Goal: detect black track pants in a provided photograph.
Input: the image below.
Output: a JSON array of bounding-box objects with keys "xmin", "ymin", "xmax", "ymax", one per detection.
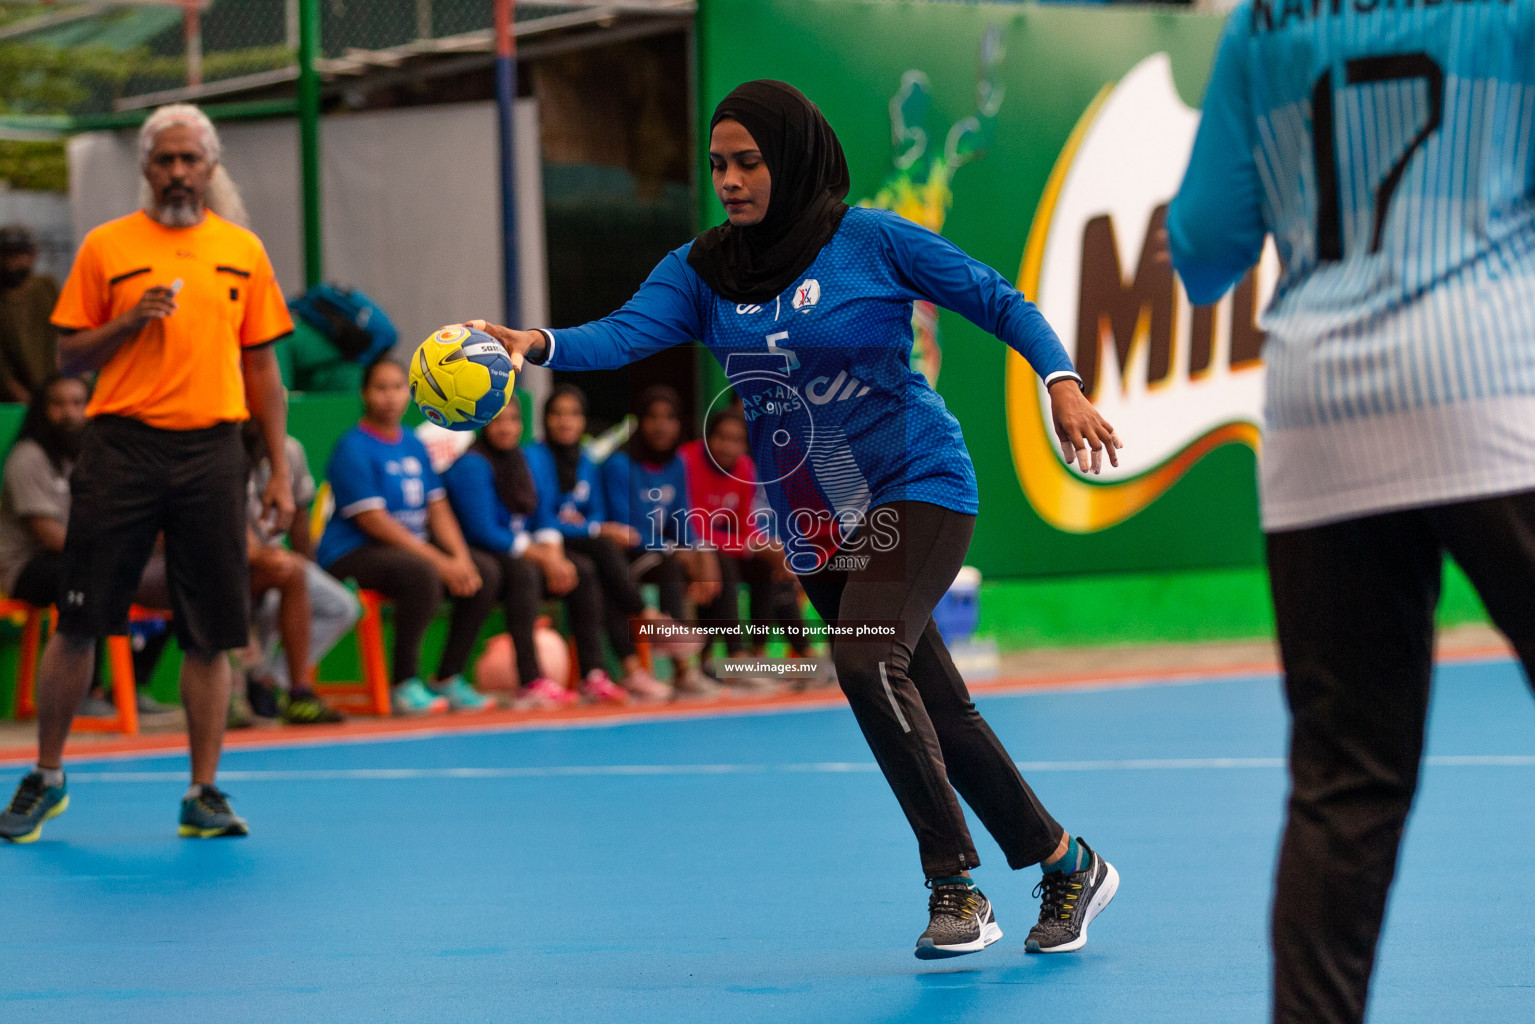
[
  {"xmin": 1267, "ymin": 490, "xmax": 1535, "ymax": 1024},
  {"xmin": 797, "ymin": 501, "xmax": 1063, "ymax": 878}
]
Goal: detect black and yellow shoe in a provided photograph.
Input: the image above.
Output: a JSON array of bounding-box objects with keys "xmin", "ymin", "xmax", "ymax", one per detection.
[
  {"xmin": 178, "ymin": 784, "xmax": 249, "ymax": 838},
  {"xmin": 914, "ymin": 879, "xmax": 1003, "ymax": 960},
  {"xmin": 280, "ymin": 689, "xmax": 345, "ymax": 725},
  {"xmin": 1025, "ymin": 838, "xmax": 1119, "ymax": 953},
  {"xmin": 0, "ymin": 770, "xmax": 69, "ymax": 844}
]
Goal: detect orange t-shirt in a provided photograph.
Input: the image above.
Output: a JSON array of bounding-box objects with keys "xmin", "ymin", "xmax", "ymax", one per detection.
[{"xmin": 51, "ymin": 210, "xmax": 293, "ymax": 430}]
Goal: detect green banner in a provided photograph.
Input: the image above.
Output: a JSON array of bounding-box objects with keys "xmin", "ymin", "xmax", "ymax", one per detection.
[{"xmin": 697, "ymin": 0, "xmax": 1257, "ymax": 579}]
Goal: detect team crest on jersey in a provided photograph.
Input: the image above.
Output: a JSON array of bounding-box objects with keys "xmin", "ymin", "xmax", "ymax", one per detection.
[{"xmin": 791, "ymin": 279, "xmax": 821, "ymax": 311}]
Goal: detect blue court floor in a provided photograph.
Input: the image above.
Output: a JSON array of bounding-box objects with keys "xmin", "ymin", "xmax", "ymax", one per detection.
[{"xmin": 3, "ymin": 660, "xmax": 1533, "ymax": 1024}]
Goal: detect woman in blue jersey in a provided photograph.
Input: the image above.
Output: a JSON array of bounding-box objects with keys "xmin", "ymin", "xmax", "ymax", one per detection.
[
  {"xmin": 526, "ymin": 384, "xmax": 670, "ymax": 702},
  {"xmin": 443, "ymin": 400, "xmax": 619, "ymax": 709},
  {"xmin": 316, "ymin": 359, "xmax": 498, "ymax": 716},
  {"xmin": 470, "ymin": 80, "xmax": 1122, "ymax": 958},
  {"xmin": 602, "ymin": 385, "xmax": 725, "ymax": 698}
]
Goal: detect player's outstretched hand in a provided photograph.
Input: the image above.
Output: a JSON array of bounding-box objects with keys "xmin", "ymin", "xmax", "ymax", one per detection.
[
  {"xmin": 463, "ymin": 320, "xmax": 540, "ymax": 371},
  {"xmin": 1049, "ymin": 379, "xmax": 1122, "ymax": 475}
]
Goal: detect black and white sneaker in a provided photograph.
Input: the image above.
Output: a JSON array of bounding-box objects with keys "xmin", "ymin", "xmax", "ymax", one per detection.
[
  {"xmin": 914, "ymin": 880, "xmax": 1003, "ymax": 960},
  {"xmin": 1025, "ymin": 838, "xmax": 1119, "ymax": 953}
]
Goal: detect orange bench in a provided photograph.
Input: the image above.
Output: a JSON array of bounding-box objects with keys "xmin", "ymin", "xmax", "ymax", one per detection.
[{"xmin": 5, "ymin": 600, "xmax": 169, "ymax": 736}]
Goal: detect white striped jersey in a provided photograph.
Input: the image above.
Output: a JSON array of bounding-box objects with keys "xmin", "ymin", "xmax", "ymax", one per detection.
[{"xmin": 1169, "ymin": 0, "xmax": 1535, "ymax": 530}]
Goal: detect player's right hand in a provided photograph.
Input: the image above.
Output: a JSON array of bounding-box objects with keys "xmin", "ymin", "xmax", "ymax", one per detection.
[
  {"xmin": 128, "ymin": 286, "xmax": 177, "ymax": 327},
  {"xmin": 463, "ymin": 320, "xmax": 539, "ymax": 371},
  {"xmin": 438, "ymin": 554, "xmax": 482, "ymax": 597},
  {"xmin": 544, "ymin": 556, "xmax": 578, "ymax": 596}
]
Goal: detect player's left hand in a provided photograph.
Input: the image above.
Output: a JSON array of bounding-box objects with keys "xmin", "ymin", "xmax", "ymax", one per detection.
[
  {"xmin": 261, "ymin": 474, "xmax": 296, "ymax": 534},
  {"xmin": 1049, "ymin": 379, "xmax": 1122, "ymax": 475}
]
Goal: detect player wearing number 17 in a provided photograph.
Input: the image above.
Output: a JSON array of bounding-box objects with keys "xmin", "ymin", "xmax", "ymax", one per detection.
[
  {"xmin": 1169, "ymin": 8, "xmax": 1535, "ymax": 1024},
  {"xmin": 471, "ymin": 80, "xmax": 1122, "ymax": 962}
]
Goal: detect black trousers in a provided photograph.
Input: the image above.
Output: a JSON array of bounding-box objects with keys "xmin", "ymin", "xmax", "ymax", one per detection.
[
  {"xmin": 630, "ymin": 549, "xmax": 688, "ymax": 622},
  {"xmin": 1267, "ymin": 491, "xmax": 1535, "ymax": 1024},
  {"xmin": 564, "ymin": 534, "xmax": 645, "ymax": 660},
  {"xmin": 327, "ymin": 544, "xmax": 499, "ymax": 685},
  {"xmin": 797, "ymin": 501, "xmax": 1063, "ymax": 878},
  {"xmin": 482, "ymin": 548, "xmax": 606, "ymax": 684},
  {"xmin": 699, "ymin": 551, "xmax": 809, "ymax": 657}
]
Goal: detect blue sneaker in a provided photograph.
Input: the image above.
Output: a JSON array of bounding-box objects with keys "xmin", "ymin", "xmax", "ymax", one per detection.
[
  {"xmin": 0, "ymin": 771, "xmax": 69, "ymax": 844},
  {"xmin": 392, "ymin": 677, "xmax": 448, "ymax": 717},
  {"xmin": 178, "ymin": 784, "xmax": 248, "ymax": 838},
  {"xmin": 431, "ymin": 674, "xmax": 496, "ymax": 713}
]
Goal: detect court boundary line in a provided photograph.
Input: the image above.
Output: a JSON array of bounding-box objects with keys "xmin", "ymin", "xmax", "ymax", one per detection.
[
  {"xmin": 54, "ymin": 753, "xmax": 1535, "ymax": 784},
  {"xmin": 0, "ymin": 642, "xmax": 1514, "ymax": 767}
]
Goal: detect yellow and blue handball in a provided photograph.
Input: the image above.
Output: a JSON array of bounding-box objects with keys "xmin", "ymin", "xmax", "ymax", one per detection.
[{"xmin": 410, "ymin": 325, "xmax": 515, "ymax": 430}]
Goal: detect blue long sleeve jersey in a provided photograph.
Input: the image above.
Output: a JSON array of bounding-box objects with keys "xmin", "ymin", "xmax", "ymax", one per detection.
[
  {"xmin": 1167, "ymin": 1, "xmax": 1535, "ymax": 530},
  {"xmin": 602, "ymin": 451, "xmax": 692, "ymax": 552},
  {"xmin": 523, "ymin": 441, "xmax": 607, "ymax": 541},
  {"xmin": 442, "ymin": 450, "xmax": 562, "ymax": 556},
  {"xmin": 536, "ymin": 207, "xmax": 1078, "ymax": 559}
]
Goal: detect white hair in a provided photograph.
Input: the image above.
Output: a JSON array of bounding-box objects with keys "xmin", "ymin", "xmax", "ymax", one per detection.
[{"xmin": 137, "ymin": 103, "xmax": 249, "ymax": 228}]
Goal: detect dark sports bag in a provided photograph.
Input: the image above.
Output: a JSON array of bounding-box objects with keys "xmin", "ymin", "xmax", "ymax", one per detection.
[{"xmin": 289, "ymin": 283, "xmax": 398, "ymax": 364}]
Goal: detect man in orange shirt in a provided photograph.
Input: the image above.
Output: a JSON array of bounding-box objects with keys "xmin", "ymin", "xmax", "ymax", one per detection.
[{"xmin": 0, "ymin": 104, "xmax": 295, "ymax": 843}]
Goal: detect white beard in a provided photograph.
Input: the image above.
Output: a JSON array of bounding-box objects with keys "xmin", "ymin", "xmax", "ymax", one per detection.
[{"xmin": 149, "ymin": 199, "xmax": 204, "ymax": 227}]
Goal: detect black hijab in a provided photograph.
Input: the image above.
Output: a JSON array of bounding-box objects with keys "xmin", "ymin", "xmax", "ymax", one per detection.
[
  {"xmin": 687, "ymin": 80, "xmax": 851, "ymax": 305},
  {"xmin": 471, "ymin": 427, "xmax": 537, "ymax": 519},
  {"xmin": 542, "ymin": 383, "xmax": 588, "ymax": 494},
  {"xmin": 626, "ymin": 385, "xmax": 683, "ymax": 466}
]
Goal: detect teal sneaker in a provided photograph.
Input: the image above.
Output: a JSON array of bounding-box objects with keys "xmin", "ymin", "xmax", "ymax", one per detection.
[
  {"xmin": 392, "ymin": 677, "xmax": 449, "ymax": 717},
  {"xmin": 0, "ymin": 771, "xmax": 68, "ymax": 844},
  {"xmin": 431, "ymin": 674, "xmax": 497, "ymax": 713},
  {"xmin": 178, "ymin": 784, "xmax": 248, "ymax": 838}
]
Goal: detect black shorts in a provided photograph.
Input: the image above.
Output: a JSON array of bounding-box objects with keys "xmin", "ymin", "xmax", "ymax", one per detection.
[{"xmin": 58, "ymin": 415, "xmax": 250, "ymax": 654}]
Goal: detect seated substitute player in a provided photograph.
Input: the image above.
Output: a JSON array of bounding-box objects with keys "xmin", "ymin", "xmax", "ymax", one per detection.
[
  {"xmin": 679, "ymin": 407, "xmax": 811, "ymax": 671},
  {"xmin": 1169, "ymin": 8, "xmax": 1535, "ymax": 1024},
  {"xmin": 444, "ymin": 400, "xmax": 615, "ymax": 709},
  {"xmin": 469, "ymin": 80, "xmax": 1122, "ymax": 958},
  {"xmin": 317, "ymin": 358, "xmax": 498, "ymax": 717},
  {"xmin": 242, "ymin": 421, "xmax": 354, "ymax": 725},
  {"xmin": 0, "ymin": 103, "xmax": 295, "ymax": 842},
  {"xmin": 525, "ymin": 384, "xmax": 669, "ymax": 701},
  {"xmin": 601, "ymin": 385, "xmax": 725, "ymax": 698}
]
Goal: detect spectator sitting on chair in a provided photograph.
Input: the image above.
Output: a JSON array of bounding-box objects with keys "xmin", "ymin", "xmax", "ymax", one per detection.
[
  {"xmin": 680, "ymin": 407, "xmax": 810, "ymax": 673},
  {"xmin": 0, "ymin": 225, "xmax": 59, "ymax": 404},
  {"xmin": 602, "ymin": 385, "xmax": 724, "ymax": 699},
  {"xmin": 444, "ymin": 400, "xmax": 621, "ymax": 708},
  {"xmin": 241, "ymin": 420, "xmax": 355, "ymax": 725},
  {"xmin": 0, "ymin": 374, "xmax": 175, "ymax": 719},
  {"xmin": 316, "ymin": 358, "xmax": 498, "ymax": 716},
  {"xmin": 525, "ymin": 383, "xmax": 670, "ymax": 701}
]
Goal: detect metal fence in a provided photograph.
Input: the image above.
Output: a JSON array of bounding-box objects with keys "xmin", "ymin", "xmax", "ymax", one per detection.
[{"xmin": 0, "ymin": 1, "xmax": 690, "ymax": 120}]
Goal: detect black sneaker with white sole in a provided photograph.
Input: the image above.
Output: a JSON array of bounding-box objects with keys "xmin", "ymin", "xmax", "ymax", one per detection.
[
  {"xmin": 1024, "ymin": 838, "xmax": 1119, "ymax": 953},
  {"xmin": 914, "ymin": 880, "xmax": 1003, "ymax": 960}
]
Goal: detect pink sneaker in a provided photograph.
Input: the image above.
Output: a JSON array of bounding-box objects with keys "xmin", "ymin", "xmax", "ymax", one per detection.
[
  {"xmin": 515, "ymin": 677, "xmax": 575, "ymax": 711},
  {"xmin": 621, "ymin": 667, "xmax": 673, "ymax": 703},
  {"xmin": 580, "ymin": 669, "xmax": 631, "ymax": 706}
]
